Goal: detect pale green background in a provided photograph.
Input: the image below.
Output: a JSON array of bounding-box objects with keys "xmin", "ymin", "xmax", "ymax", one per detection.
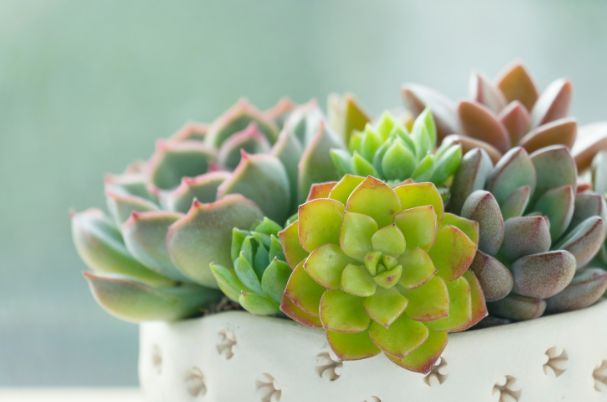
[{"xmin": 2, "ymin": 0, "xmax": 606, "ymax": 386}]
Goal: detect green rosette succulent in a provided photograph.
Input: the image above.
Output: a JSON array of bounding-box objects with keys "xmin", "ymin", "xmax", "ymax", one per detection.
[
  {"xmin": 71, "ymin": 99, "xmax": 344, "ymax": 322},
  {"xmin": 330, "ymin": 110, "xmax": 462, "ymax": 188},
  {"xmin": 450, "ymin": 145, "xmax": 607, "ymax": 321},
  {"xmin": 279, "ymin": 174, "xmax": 487, "ymax": 373},
  {"xmin": 210, "ymin": 218, "xmax": 291, "ymax": 315}
]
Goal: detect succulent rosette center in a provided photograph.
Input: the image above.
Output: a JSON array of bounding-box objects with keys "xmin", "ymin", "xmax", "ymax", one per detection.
[{"xmin": 279, "ymin": 174, "xmax": 487, "ymax": 373}]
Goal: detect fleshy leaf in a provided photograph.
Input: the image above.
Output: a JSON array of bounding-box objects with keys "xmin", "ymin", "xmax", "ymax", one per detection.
[
  {"xmin": 84, "ymin": 272, "xmax": 221, "ymax": 323},
  {"xmin": 496, "ymin": 62, "xmax": 539, "ymax": 111},
  {"xmin": 298, "ymin": 198, "xmax": 344, "ymax": 252},
  {"xmin": 449, "ymin": 148, "xmax": 494, "ymax": 213},
  {"xmin": 304, "ymin": 244, "xmax": 351, "ymax": 289},
  {"xmin": 394, "ymin": 206, "xmax": 437, "ymax": 250},
  {"xmin": 460, "ymin": 190, "xmax": 504, "ymax": 255},
  {"xmin": 218, "ymin": 153, "xmax": 290, "ymax": 223},
  {"xmin": 278, "ymin": 221, "xmax": 308, "ymax": 267},
  {"xmin": 402, "ymin": 276, "xmax": 449, "ymax": 321},
  {"xmin": 533, "ymin": 185, "xmax": 575, "ymax": 240},
  {"xmin": 429, "ymin": 225, "xmax": 477, "ymax": 280},
  {"xmin": 339, "ymin": 211, "xmax": 378, "ymax": 260},
  {"xmin": 368, "ymin": 315, "xmax": 428, "ymax": 357},
  {"xmin": 363, "ymin": 288, "xmax": 408, "ymax": 327},
  {"xmin": 555, "ymin": 216, "xmax": 605, "ymax": 268},
  {"xmin": 499, "ymin": 216, "xmax": 551, "ymax": 262},
  {"xmin": 167, "ymin": 195, "xmax": 263, "ymax": 287},
  {"xmin": 488, "ymin": 294, "xmax": 546, "ymax": 321},
  {"xmin": 346, "ymin": 176, "xmax": 400, "ymax": 227},
  {"xmin": 282, "ymin": 262, "xmax": 324, "ymax": 317},
  {"xmin": 426, "ymin": 277, "xmax": 471, "ymax": 332},
  {"xmin": 546, "ymin": 268, "xmax": 607, "ymax": 313},
  {"xmin": 519, "ymin": 118, "xmax": 576, "ymax": 154},
  {"xmin": 320, "ymin": 290, "xmax": 370, "ymax": 332},
  {"xmin": 511, "ymin": 250, "xmax": 576, "ymax": 299},
  {"xmin": 122, "ymin": 211, "xmax": 189, "ymax": 282},
  {"xmin": 531, "ymin": 79, "xmax": 572, "ymax": 127},
  {"xmin": 470, "ymin": 251, "xmax": 513, "ymax": 302},
  {"xmin": 394, "ymin": 182, "xmax": 444, "ymax": 219},
  {"xmin": 341, "ymin": 264, "xmax": 377, "ymax": 297},
  {"xmin": 71, "ymin": 209, "xmax": 171, "ymax": 286},
  {"xmin": 326, "ymin": 330, "xmax": 380, "ymax": 360},
  {"xmin": 486, "ymin": 147, "xmax": 536, "ymax": 206},
  {"xmin": 398, "ymin": 248, "xmax": 437, "ymax": 289},
  {"xmin": 458, "ymin": 100, "xmax": 510, "ymax": 153},
  {"xmin": 386, "ymin": 330, "xmax": 448, "ymax": 374}
]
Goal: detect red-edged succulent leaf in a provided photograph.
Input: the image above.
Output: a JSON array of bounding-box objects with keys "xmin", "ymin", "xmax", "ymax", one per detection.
[
  {"xmin": 206, "ymin": 99, "xmax": 278, "ymax": 148},
  {"xmin": 402, "ymin": 276, "xmax": 450, "ymax": 321},
  {"xmin": 72, "ymin": 209, "xmax": 172, "ymax": 286},
  {"xmin": 304, "ymin": 244, "xmax": 352, "ymax": 289},
  {"xmin": 386, "ymin": 330, "xmax": 448, "ymax": 374},
  {"xmin": 428, "ymin": 225, "xmax": 477, "ymax": 280},
  {"xmin": 326, "ymin": 330, "xmax": 380, "ymax": 360},
  {"xmin": 306, "ymin": 181, "xmax": 337, "ymax": 201},
  {"xmin": 346, "ymin": 176, "xmax": 400, "ymax": 227},
  {"xmin": 122, "ymin": 211, "xmax": 189, "ymax": 282},
  {"xmin": 166, "ymin": 195, "xmax": 263, "ymax": 287},
  {"xmin": 368, "ymin": 315, "xmax": 428, "ymax": 357},
  {"xmin": 394, "ymin": 182, "xmax": 444, "ymax": 219},
  {"xmin": 148, "ymin": 140, "xmax": 216, "ymax": 191},
  {"xmin": 161, "ymin": 171, "xmax": 230, "ymax": 213},
  {"xmin": 278, "ymin": 221, "xmax": 309, "ymax": 268},
  {"xmin": 218, "ymin": 152, "xmax": 290, "ymax": 223},
  {"xmin": 282, "ymin": 262, "xmax": 324, "ymax": 320},
  {"xmin": 320, "ymin": 290, "xmax": 370, "ymax": 332},
  {"xmin": 425, "ymin": 276, "xmax": 471, "ymax": 332},
  {"xmin": 298, "ymin": 198, "xmax": 344, "ymax": 252},
  {"xmin": 394, "ymin": 206, "xmax": 437, "ymax": 250},
  {"xmin": 106, "ymin": 191, "xmax": 158, "ymax": 224},
  {"xmin": 216, "ymin": 123, "xmax": 272, "ymax": 169}
]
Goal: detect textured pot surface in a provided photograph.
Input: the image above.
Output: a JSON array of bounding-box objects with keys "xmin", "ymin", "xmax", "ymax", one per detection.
[{"xmin": 140, "ymin": 300, "xmax": 607, "ymax": 402}]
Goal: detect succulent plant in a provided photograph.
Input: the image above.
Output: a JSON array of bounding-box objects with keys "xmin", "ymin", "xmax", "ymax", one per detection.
[
  {"xmin": 327, "ymin": 94, "xmax": 371, "ymax": 145},
  {"xmin": 449, "ymin": 145, "xmax": 607, "ymax": 321},
  {"xmin": 210, "ymin": 218, "xmax": 291, "ymax": 315},
  {"xmin": 279, "ymin": 174, "xmax": 487, "ymax": 373},
  {"xmin": 330, "ymin": 110, "xmax": 462, "ymax": 189},
  {"xmin": 401, "ymin": 62, "xmax": 607, "ymax": 171},
  {"xmin": 72, "ymin": 99, "xmax": 344, "ymax": 322}
]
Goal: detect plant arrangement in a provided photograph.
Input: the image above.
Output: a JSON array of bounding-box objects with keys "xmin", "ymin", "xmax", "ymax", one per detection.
[{"xmin": 72, "ymin": 66, "xmax": 607, "ymax": 375}]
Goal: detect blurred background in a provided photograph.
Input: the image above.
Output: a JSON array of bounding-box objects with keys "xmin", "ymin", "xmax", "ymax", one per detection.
[{"xmin": 2, "ymin": 0, "xmax": 607, "ymax": 387}]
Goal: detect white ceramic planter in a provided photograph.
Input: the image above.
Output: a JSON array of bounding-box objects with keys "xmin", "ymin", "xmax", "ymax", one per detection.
[{"xmin": 140, "ymin": 300, "xmax": 607, "ymax": 402}]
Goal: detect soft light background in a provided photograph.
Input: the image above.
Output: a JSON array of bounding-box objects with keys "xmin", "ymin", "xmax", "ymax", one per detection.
[{"xmin": 2, "ymin": 0, "xmax": 606, "ymax": 386}]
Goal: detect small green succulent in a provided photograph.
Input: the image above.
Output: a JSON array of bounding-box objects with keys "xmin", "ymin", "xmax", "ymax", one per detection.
[
  {"xmin": 330, "ymin": 110, "xmax": 462, "ymax": 188},
  {"xmin": 279, "ymin": 174, "xmax": 486, "ymax": 373},
  {"xmin": 210, "ymin": 218, "xmax": 292, "ymax": 315}
]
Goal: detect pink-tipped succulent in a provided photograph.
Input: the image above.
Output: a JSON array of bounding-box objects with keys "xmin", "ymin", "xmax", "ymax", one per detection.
[
  {"xmin": 71, "ymin": 99, "xmax": 344, "ymax": 322},
  {"xmin": 330, "ymin": 110, "xmax": 462, "ymax": 189},
  {"xmin": 402, "ymin": 62, "xmax": 607, "ymax": 171},
  {"xmin": 449, "ymin": 145, "xmax": 607, "ymax": 321},
  {"xmin": 279, "ymin": 174, "xmax": 487, "ymax": 373}
]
